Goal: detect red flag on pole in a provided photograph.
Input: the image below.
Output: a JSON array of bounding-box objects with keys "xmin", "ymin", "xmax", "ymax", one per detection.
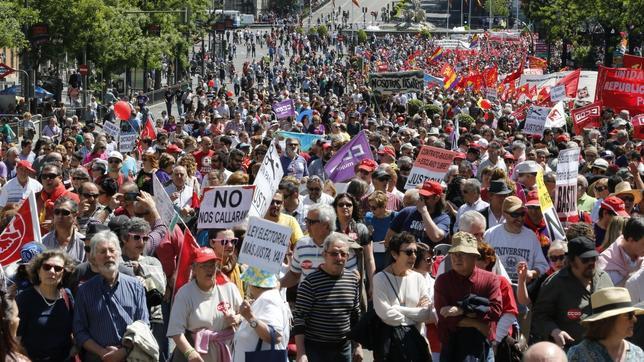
[
  {"xmin": 141, "ymin": 116, "xmax": 157, "ymax": 141},
  {"xmin": 173, "ymin": 228, "xmax": 199, "ymax": 296},
  {"xmin": 0, "ymin": 192, "xmax": 41, "ymax": 265},
  {"xmin": 555, "ymin": 69, "xmax": 580, "ymax": 98},
  {"xmin": 501, "ymin": 60, "xmax": 524, "ymax": 85}
]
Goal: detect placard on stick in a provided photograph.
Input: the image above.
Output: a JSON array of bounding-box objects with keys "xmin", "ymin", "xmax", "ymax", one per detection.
[{"xmin": 238, "ymin": 217, "xmax": 292, "ymax": 274}]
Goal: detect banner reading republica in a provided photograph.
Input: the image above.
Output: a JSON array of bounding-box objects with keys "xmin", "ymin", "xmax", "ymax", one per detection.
[
  {"xmin": 198, "ymin": 185, "xmax": 255, "ymax": 229},
  {"xmin": 324, "ymin": 131, "xmax": 373, "ymax": 182},
  {"xmin": 405, "ymin": 145, "xmax": 457, "ymax": 189},
  {"xmin": 571, "ymin": 101, "xmax": 602, "ymax": 135},
  {"xmin": 369, "ymin": 70, "xmax": 424, "ymax": 95},
  {"xmin": 238, "ymin": 217, "xmax": 292, "ymax": 274},
  {"xmin": 249, "ymin": 143, "xmax": 283, "ymax": 218},
  {"xmin": 272, "ymin": 99, "xmax": 296, "ymax": 119},
  {"xmin": 523, "ymin": 106, "xmax": 549, "ymax": 136},
  {"xmin": 555, "ymin": 148, "xmax": 580, "ymax": 220},
  {"xmin": 536, "ymin": 171, "xmax": 566, "ymax": 241},
  {"xmin": 595, "ymin": 65, "xmax": 644, "ymax": 116},
  {"xmin": 102, "ymin": 120, "xmax": 121, "ymax": 139}
]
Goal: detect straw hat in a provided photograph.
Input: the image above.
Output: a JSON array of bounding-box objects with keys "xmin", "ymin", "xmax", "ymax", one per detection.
[
  {"xmin": 582, "ymin": 287, "xmax": 644, "ymax": 324},
  {"xmin": 610, "ymin": 181, "xmax": 643, "ymax": 205}
]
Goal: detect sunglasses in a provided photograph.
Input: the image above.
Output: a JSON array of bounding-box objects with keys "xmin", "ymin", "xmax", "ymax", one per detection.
[
  {"xmin": 41, "ymin": 173, "xmax": 59, "ymax": 180},
  {"xmin": 326, "ymin": 251, "xmax": 348, "ymax": 258},
  {"xmin": 54, "ymin": 208, "xmax": 72, "ymax": 216},
  {"xmin": 108, "ymin": 159, "xmax": 121, "ymax": 164},
  {"xmin": 549, "ymin": 254, "xmax": 566, "ymax": 262},
  {"xmin": 42, "ymin": 263, "xmax": 64, "ymax": 273},
  {"xmin": 595, "ymin": 185, "xmax": 607, "ymax": 192},
  {"xmin": 401, "ymin": 249, "xmax": 417, "ymax": 256},
  {"xmin": 83, "ymin": 193, "xmax": 99, "ymax": 198},
  {"xmin": 508, "ymin": 211, "xmax": 526, "ymax": 218},
  {"xmin": 581, "ymin": 256, "xmax": 598, "ymax": 264},
  {"xmin": 305, "ymin": 218, "xmax": 321, "ymax": 225},
  {"xmin": 129, "ymin": 233, "xmax": 150, "ymax": 242},
  {"xmin": 337, "ymin": 202, "xmax": 353, "ymax": 208},
  {"xmin": 287, "ymin": 143, "xmax": 299, "ymax": 147},
  {"xmin": 213, "ymin": 238, "xmax": 238, "ymax": 246}
]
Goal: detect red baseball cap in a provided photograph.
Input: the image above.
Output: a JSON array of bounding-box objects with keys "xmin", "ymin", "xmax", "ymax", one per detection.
[
  {"xmin": 377, "ymin": 147, "xmax": 396, "ymax": 159},
  {"xmin": 555, "ymin": 134, "xmax": 569, "ymax": 144},
  {"xmin": 16, "ymin": 160, "xmax": 35, "ymax": 173},
  {"xmin": 419, "ymin": 180, "xmax": 443, "ymax": 197},
  {"xmin": 357, "ymin": 159, "xmax": 378, "ymax": 172},
  {"xmin": 454, "ymin": 152, "xmax": 466, "ymax": 160},
  {"xmin": 525, "ymin": 190, "xmax": 540, "ymax": 207},
  {"xmin": 193, "ymin": 247, "xmax": 221, "ymax": 263},
  {"xmin": 601, "ymin": 196, "xmax": 630, "ymax": 217},
  {"xmin": 166, "ymin": 144, "xmax": 183, "ymax": 154},
  {"xmin": 504, "ymin": 153, "xmax": 515, "ymax": 160}
]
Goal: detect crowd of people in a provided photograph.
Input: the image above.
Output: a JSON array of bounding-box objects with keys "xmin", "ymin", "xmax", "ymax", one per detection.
[{"xmin": 0, "ymin": 18, "xmax": 643, "ymax": 362}]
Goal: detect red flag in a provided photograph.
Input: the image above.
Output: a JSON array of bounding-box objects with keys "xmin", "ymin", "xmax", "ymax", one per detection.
[
  {"xmin": 623, "ymin": 54, "xmax": 644, "ymax": 69},
  {"xmin": 141, "ymin": 116, "xmax": 157, "ymax": 141},
  {"xmin": 555, "ymin": 69, "xmax": 580, "ymax": 98},
  {"xmin": 502, "ymin": 60, "xmax": 524, "ymax": 84},
  {"xmin": 632, "ymin": 114, "xmax": 644, "ymax": 140},
  {"xmin": 173, "ymin": 229, "xmax": 199, "ymax": 295},
  {"xmin": 536, "ymin": 86, "xmax": 552, "ymax": 105},
  {"xmin": 0, "ymin": 193, "xmax": 40, "ymax": 265},
  {"xmin": 529, "ymin": 84, "xmax": 538, "ymax": 100},
  {"xmin": 516, "ymin": 83, "xmax": 530, "ymax": 99},
  {"xmin": 571, "ymin": 101, "xmax": 602, "ymax": 135},
  {"xmin": 482, "ymin": 66, "xmax": 498, "ymax": 88},
  {"xmin": 528, "ymin": 56, "xmax": 548, "ymax": 69},
  {"xmin": 191, "ymin": 190, "xmax": 200, "ymax": 209}
]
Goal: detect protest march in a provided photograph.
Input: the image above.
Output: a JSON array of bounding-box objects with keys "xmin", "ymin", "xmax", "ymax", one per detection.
[{"xmin": 1, "ymin": 4, "xmax": 644, "ymax": 362}]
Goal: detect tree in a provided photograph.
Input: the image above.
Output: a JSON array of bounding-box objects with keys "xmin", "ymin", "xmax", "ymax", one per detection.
[{"xmin": 0, "ymin": 0, "xmax": 38, "ymax": 50}]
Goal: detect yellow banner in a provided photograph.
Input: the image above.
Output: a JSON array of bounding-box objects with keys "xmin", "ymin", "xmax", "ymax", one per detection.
[{"xmin": 536, "ymin": 170, "xmax": 554, "ymax": 210}]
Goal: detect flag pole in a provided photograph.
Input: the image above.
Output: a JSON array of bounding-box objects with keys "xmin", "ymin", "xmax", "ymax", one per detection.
[{"xmin": 28, "ymin": 191, "xmax": 42, "ymax": 243}]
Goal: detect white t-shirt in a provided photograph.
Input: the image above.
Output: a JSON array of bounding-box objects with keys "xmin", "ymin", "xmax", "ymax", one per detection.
[
  {"xmin": 373, "ymin": 270, "xmax": 432, "ymax": 329},
  {"xmin": 0, "ymin": 177, "xmax": 42, "ymax": 207},
  {"xmin": 626, "ymin": 268, "xmax": 644, "ymax": 304},
  {"xmin": 484, "ymin": 224, "xmax": 549, "ymax": 283},
  {"xmin": 232, "ymin": 289, "xmax": 291, "ymax": 362}
]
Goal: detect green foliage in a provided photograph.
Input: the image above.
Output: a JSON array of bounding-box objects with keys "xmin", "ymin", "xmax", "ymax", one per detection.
[
  {"xmin": 424, "ymin": 104, "xmax": 442, "ymax": 116},
  {"xmin": 0, "ymin": 0, "xmax": 39, "ymax": 50},
  {"xmin": 407, "ymin": 99, "xmax": 424, "ymax": 116},
  {"xmin": 484, "ymin": 0, "xmax": 511, "ymax": 17},
  {"xmin": 317, "ymin": 24, "xmax": 328, "ymax": 38},
  {"xmin": 357, "ymin": 29, "xmax": 367, "ymax": 44},
  {"xmin": 419, "ymin": 28, "xmax": 432, "ymax": 39},
  {"xmin": 458, "ymin": 114, "xmax": 475, "ymax": 129},
  {"xmin": 308, "ymin": 26, "xmax": 318, "ymax": 35}
]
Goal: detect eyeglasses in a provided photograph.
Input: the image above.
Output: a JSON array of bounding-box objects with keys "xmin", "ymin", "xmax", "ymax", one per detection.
[
  {"xmin": 82, "ymin": 193, "xmax": 99, "ymax": 199},
  {"xmin": 42, "ymin": 263, "xmax": 64, "ymax": 273},
  {"xmin": 337, "ymin": 202, "xmax": 353, "ymax": 208},
  {"xmin": 305, "ymin": 218, "xmax": 321, "ymax": 225},
  {"xmin": 595, "ymin": 185, "xmax": 607, "ymax": 192},
  {"xmin": 129, "ymin": 233, "xmax": 150, "ymax": 242},
  {"xmin": 41, "ymin": 173, "xmax": 59, "ymax": 180},
  {"xmin": 549, "ymin": 254, "xmax": 566, "ymax": 262},
  {"xmin": 580, "ymin": 256, "xmax": 598, "ymax": 264},
  {"xmin": 326, "ymin": 251, "xmax": 348, "ymax": 258},
  {"xmin": 213, "ymin": 238, "xmax": 238, "ymax": 246},
  {"xmin": 287, "ymin": 143, "xmax": 299, "ymax": 147},
  {"xmin": 54, "ymin": 208, "xmax": 72, "ymax": 216},
  {"xmin": 401, "ymin": 249, "xmax": 417, "ymax": 256},
  {"xmin": 507, "ymin": 211, "xmax": 526, "ymax": 218},
  {"xmin": 270, "ymin": 199, "xmax": 283, "ymax": 206}
]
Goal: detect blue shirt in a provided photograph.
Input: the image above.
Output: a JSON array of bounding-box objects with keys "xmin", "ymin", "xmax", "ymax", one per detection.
[
  {"xmin": 73, "ymin": 273, "xmax": 149, "ymax": 348},
  {"xmin": 389, "ymin": 206, "xmax": 450, "ymax": 247},
  {"xmin": 280, "ymin": 155, "xmax": 309, "ymax": 179}
]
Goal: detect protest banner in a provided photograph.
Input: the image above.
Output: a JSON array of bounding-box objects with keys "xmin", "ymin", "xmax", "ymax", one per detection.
[
  {"xmin": 238, "ymin": 217, "xmax": 292, "ymax": 274},
  {"xmin": 623, "ymin": 54, "xmax": 644, "ymax": 69},
  {"xmin": 369, "ymin": 70, "xmax": 424, "ymax": 95},
  {"xmin": 519, "ymin": 70, "xmax": 597, "ymax": 103},
  {"xmin": 325, "ymin": 131, "xmax": 373, "ymax": 182},
  {"xmin": 296, "ymin": 109, "xmax": 313, "ymax": 123},
  {"xmin": 523, "ymin": 106, "xmax": 549, "ymax": 136},
  {"xmin": 545, "ymin": 101, "xmax": 566, "ymax": 128},
  {"xmin": 198, "ymin": 185, "xmax": 255, "ymax": 229},
  {"xmin": 119, "ymin": 131, "xmax": 137, "ymax": 153},
  {"xmin": 550, "ymin": 84, "xmax": 565, "ymax": 102},
  {"xmin": 595, "ymin": 65, "xmax": 644, "ymax": 116},
  {"xmin": 102, "ymin": 120, "xmax": 120, "ymax": 139},
  {"xmin": 405, "ymin": 145, "xmax": 457, "ymax": 189},
  {"xmin": 249, "ymin": 143, "xmax": 283, "ymax": 218},
  {"xmin": 633, "ymin": 114, "xmax": 644, "ymax": 140},
  {"xmin": 571, "ymin": 101, "xmax": 602, "ymax": 135},
  {"xmin": 0, "ymin": 192, "xmax": 41, "ymax": 265},
  {"xmin": 275, "ymin": 131, "xmax": 324, "ymax": 151},
  {"xmin": 153, "ymin": 174, "xmax": 179, "ymax": 229},
  {"xmin": 273, "ymin": 99, "xmax": 296, "ymax": 119},
  {"xmin": 523, "ymin": 68, "xmax": 544, "ymax": 75},
  {"xmin": 536, "ymin": 171, "xmax": 566, "ymax": 241},
  {"xmin": 485, "ymin": 87, "xmax": 498, "ymax": 102},
  {"xmin": 555, "ymin": 148, "xmax": 580, "ymax": 220}
]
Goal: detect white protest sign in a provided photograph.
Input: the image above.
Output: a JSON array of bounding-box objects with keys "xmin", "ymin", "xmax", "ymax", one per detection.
[
  {"xmin": 198, "ymin": 185, "xmax": 255, "ymax": 229},
  {"xmin": 119, "ymin": 132, "xmax": 137, "ymax": 153},
  {"xmin": 555, "ymin": 148, "xmax": 580, "ymax": 220},
  {"xmin": 103, "ymin": 120, "xmax": 121, "ymax": 139},
  {"xmin": 485, "ymin": 88, "xmax": 498, "ymax": 102},
  {"xmin": 153, "ymin": 174, "xmax": 178, "ymax": 228},
  {"xmin": 249, "ymin": 143, "xmax": 284, "ymax": 218},
  {"xmin": 405, "ymin": 145, "xmax": 457, "ymax": 189},
  {"xmin": 238, "ymin": 217, "xmax": 292, "ymax": 274},
  {"xmin": 550, "ymin": 84, "xmax": 566, "ymax": 102},
  {"xmin": 546, "ymin": 101, "xmax": 566, "ymax": 128},
  {"xmin": 523, "ymin": 106, "xmax": 549, "ymax": 136}
]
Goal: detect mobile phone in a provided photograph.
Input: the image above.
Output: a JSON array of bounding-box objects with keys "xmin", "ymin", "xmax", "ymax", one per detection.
[{"xmin": 124, "ymin": 192, "xmax": 139, "ymax": 202}]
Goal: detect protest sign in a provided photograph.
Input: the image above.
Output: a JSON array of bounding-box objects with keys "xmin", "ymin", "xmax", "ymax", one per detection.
[
  {"xmin": 536, "ymin": 171, "xmax": 566, "ymax": 241},
  {"xmin": 555, "ymin": 148, "xmax": 580, "ymax": 220},
  {"xmin": 275, "ymin": 131, "xmax": 324, "ymax": 151},
  {"xmin": 572, "ymin": 101, "xmax": 602, "ymax": 135},
  {"xmin": 546, "ymin": 101, "xmax": 566, "ymax": 128},
  {"xmin": 485, "ymin": 88, "xmax": 498, "ymax": 102},
  {"xmin": 550, "ymin": 84, "xmax": 565, "ymax": 102},
  {"xmin": 238, "ymin": 217, "xmax": 292, "ymax": 274},
  {"xmin": 623, "ymin": 54, "xmax": 644, "ymax": 69},
  {"xmin": 595, "ymin": 66, "xmax": 644, "ymax": 116},
  {"xmin": 153, "ymin": 174, "xmax": 179, "ymax": 229},
  {"xmin": 405, "ymin": 145, "xmax": 457, "ymax": 189},
  {"xmin": 523, "ymin": 106, "xmax": 549, "ymax": 136},
  {"xmin": 519, "ymin": 70, "xmax": 597, "ymax": 103},
  {"xmin": 119, "ymin": 132, "xmax": 137, "ymax": 153},
  {"xmin": 632, "ymin": 114, "xmax": 644, "ymax": 140},
  {"xmin": 103, "ymin": 120, "xmax": 120, "ymax": 139},
  {"xmin": 273, "ymin": 99, "xmax": 296, "ymax": 119},
  {"xmin": 198, "ymin": 186, "xmax": 255, "ymax": 229},
  {"xmin": 325, "ymin": 131, "xmax": 373, "ymax": 182},
  {"xmin": 369, "ymin": 71, "xmax": 424, "ymax": 95},
  {"xmin": 523, "ymin": 68, "xmax": 544, "ymax": 75},
  {"xmin": 249, "ymin": 143, "xmax": 283, "ymax": 218}
]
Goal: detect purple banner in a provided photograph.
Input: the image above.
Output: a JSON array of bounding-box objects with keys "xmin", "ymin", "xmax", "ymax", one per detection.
[
  {"xmin": 324, "ymin": 131, "xmax": 374, "ymax": 182},
  {"xmin": 272, "ymin": 99, "xmax": 296, "ymax": 119}
]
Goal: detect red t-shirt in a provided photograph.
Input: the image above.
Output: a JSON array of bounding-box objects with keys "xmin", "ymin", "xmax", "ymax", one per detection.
[{"xmin": 193, "ymin": 149, "xmax": 215, "ymax": 174}]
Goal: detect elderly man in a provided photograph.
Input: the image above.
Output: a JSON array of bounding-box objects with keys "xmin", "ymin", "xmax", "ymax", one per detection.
[
  {"xmin": 532, "ymin": 236, "xmax": 613, "ymax": 349},
  {"xmin": 434, "ymin": 231, "xmax": 502, "ymax": 361},
  {"xmin": 73, "ymin": 230, "xmax": 149, "ymax": 361},
  {"xmin": 484, "ymin": 196, "xmax": 549, "ymax": 283},
  {"xmin": 77, "ymin": 181, "xmax": 103, "ymax": 234},
  {"xmin": 165, "ymin": 166, "xmax": 195, "ymax": 220},
  {"xmin": 0, "ymin": 160, "xmax": 42, "ymax": 207},
  {"xmin": 280, "ymin": 137, "xmax": 309, "ymax": 180},
  {"xmin": 292, "ymin": 232, "xmax": 362, "ymax": 362},
  {"xmin": 577, "ymin": 175, "xmax": 596, "ymax": 213},
  {"xmin": 303, "ymin": 176, "xmax": 334, "ymax": 206},
  {"xmin": 42, "ymin": 197, "xmax": 86, "ymax": 263},
  {"xmin": 454, "ymin": 178, "xmax": 489, "ymax": 231}
]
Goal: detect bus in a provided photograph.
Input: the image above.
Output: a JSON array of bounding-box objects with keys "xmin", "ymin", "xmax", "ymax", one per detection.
[{"xmin": 213, "ymin": 10, "xmax": 241, "ymax": 28}]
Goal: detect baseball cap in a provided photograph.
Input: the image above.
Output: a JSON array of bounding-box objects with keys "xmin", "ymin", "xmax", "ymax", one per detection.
[
  {"xmin": 166, "ymin": 144, "xmax": 183, "ymax": 154},
  {"xmin": 502, "ymin": 196, "xmax": 524, "ymax": 213},
  {"xmin": 16, "ymin": 160, "xmax": 35, "ymax": 173},
  {"xmin": 448, "ymin": 232, "xmax": 480, "ymax": 256},
  {"xmin": 194, "ymin": 247, "xmax": 221, "ymax": 263},
  {"xmin": 372, "ymin": 169, "xmax": 392, "ymax": 181},
  {"xmin": 108, "ymin": 151, "xmax": 123, "ymax": 162},
  {"xmin": 568, "ymin": 236, "xmax": 600, "ymax": 258},
  {"xmin": 418, "ymin": 180, "xmax": 443, "ymax": 197},
  {"xmin": 454, "ymin": 152, "xmax": 467, "ymax": 160},
  {"xmin": 377, "ymin": 147, "xmax": 396, "ymax": 159},
  {"xmin": 592, "ymin": 158, "xmax": 609, "ymax": 170},
  {"xmin": 525, "ymin": 190, "xmax": 541, "ymax": 207},
  {"xmin": 601, "ymin": 196, "xmax": 630, "ymax": 217},
  {"xmin": 516, "ymin": 161, "xmax": 541, "ymax": 174},
  {"xmin": 20, "ymin": 242, "xmax": 45, "ymax": 265},
  {"xmin": 556, "ymin": 134, "xmax": 570, "ymax": 144},
  {"xmin": 357, "ymin": 159, "xmax": 378, "ymax": 172}
]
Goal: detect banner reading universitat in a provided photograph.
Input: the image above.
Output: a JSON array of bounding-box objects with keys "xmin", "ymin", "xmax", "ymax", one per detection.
[
  {"xmin": 405, "ymin": 145, "xmax": 457, "ymax": 189},
  {"xmin": 198, "ymin": 185, "xmax": 255, "ymax": 229},
  {"xmin": 595, "ymin": 65, "xmax": 644, "ymax": 116},
  {"xmin": 369, "ymin": 70, "xmax": 424, "ymax": 94}
]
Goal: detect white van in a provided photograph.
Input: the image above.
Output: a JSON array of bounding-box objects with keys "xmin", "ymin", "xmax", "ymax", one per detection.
[{"xmin": 240, "ymin": 14, "xmax": 254, "ymax": 26}]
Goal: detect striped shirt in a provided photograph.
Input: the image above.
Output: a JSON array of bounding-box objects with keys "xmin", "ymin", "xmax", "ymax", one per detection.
[
  {"xmin": 292, "ymin": 268, "xmax": 361, "ymax": 343},
  {"xmin": 290, "ymin": 237, "xmax": 357, "ymax": 283}
]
